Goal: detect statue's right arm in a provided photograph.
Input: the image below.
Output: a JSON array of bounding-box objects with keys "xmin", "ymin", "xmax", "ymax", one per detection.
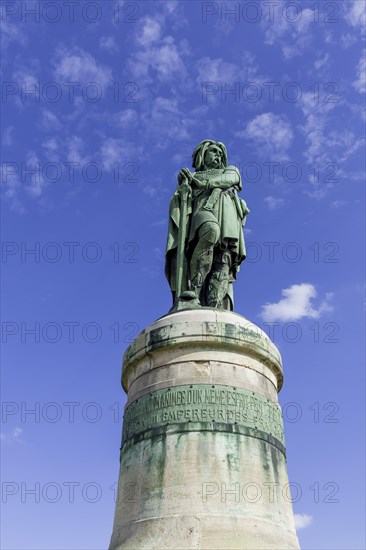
[{"xmin": 206, "ymin": 166, "xmax": 241, "ymax": 189}]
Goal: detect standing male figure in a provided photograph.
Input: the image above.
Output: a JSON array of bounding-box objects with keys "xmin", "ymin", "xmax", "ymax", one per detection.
[{"xmin": 165, "ymin": 140, "xmax": 250, "ymax": 311}]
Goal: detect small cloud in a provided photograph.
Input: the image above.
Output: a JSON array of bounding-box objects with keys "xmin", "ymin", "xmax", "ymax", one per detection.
[
  {"xmin": 99, "ymin": 36, "xmax": 118, "ymax": 53},
  {"xmin": 330, "ymin": 200, "xmax": 347, "ymax": 209},
  {"xmin": 11, "ymin": 61, "xmax": 40, "ymax": 108},
  {"xmin": 344, "ymin": 1, "xmax": 366, "ymax": 31},
  {"xmin": 353, "ymin": 50, "xmax": 366, "ymax": 94},
  {"xmin": 144, "ymin": 185, "xmax": 158, "ymax": 198},
  {"xmin": 24, "ymin": 151, "xmax": 48, "ymax": 198},
  {"xmin": 41, "ymin": 109, "xmax": 63, "ymax": 132},
  {"xmin": 260, "ymin": 283, "xmax": 334, "ymax": 322},
  {"xmin": 294, "ymin": 513, "xmax": 313, "ymax": 530},
  {"xmin": 42, "ymin": 137, "xmax": 59, "ymax": 161},
  {"xmin": 66, "ymin": 135, "xmax": 89, "ymax": 164},
  {"xmin": 116, "ymin": 109, "xmax": 138, "ymax": 128},
  {"xmin": 1, "ymin": 20, "xmax": 27, "ymax": 50},
  {"xmin": 130, "ymin": 36, "xmax": 188, "ymax": 82},
  {"xmin": 153, "ymin": 247, "xmax": 163, "ymax": 260},
  {"xmin": 137, "ymin": 16, "xmax": 162, "ymax": 46},
  {"xmin": 314, "ymin": 53, "xmax": 329, "ymax": 70},
  {"xmin": 297, "ymin": 92, "xmax": 346, "ymax": 188},
  {"xmin": 99, "ymin": 137, "xmax": 137, "ymax": 170},
  {"xmin": 264, "ymin": 196, "xmax": 286, "ymax": 210},
  {"xmin": 13, "ymin": 427, "xmax": 23, "ymax": 439},
  {"xmin": 53, "ymin": 46, "xmax": 113, "ymax": 90},
  {"xmin": 340, "ymin": 33, "xmax": 357, "ymax": 49},
  {"xmin": 140, "ymin": 96, "xmax": 193, "ymax": 148},
  {"xmin": 151, "ymin": 219, "xmax": 165, "ymax": 227},
  {"xmin": 1, "ymin": 427, "xmax": 24, "ymax": 444},
  {"xmin": 237, "ymin": 113, "xmax": 293, "ymax": 161},
  {"xmin": 261, "ymin": 3, "xmax": 315, "ymax": 59},
  {"xmin": 196, "ymin": 57, "xmax": 240, "ymax": 83},
  {"xmin": 0, "ymin": 163, "xmax": 25, "ymax": 213}
]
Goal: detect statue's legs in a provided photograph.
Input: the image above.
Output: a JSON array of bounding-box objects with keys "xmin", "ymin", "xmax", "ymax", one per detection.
[
  {"xmin": 206, "ymin": 249, "xmax": 232, "ymax": 309},
  {"xmin": 190, "ymin": 221, "xmax": 220, "ymax": 302}
]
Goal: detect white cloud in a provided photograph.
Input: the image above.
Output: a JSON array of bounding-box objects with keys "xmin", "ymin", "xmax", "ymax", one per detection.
[
  {"xmin": 99, "ymin": 36, "xmax": 118, "ymax": 53},
  {"xmin": 129, "ymin": 36, "xmax": 188, "ymax": 82},
  {"xmin": 298, "ymin": 95, "xmax": 364, "ymax": 198},
  {"xmin": 344, "ymin": 1, "xmax": 366, "ymax": 31},
  {"xmin": 237, "ymin": 113, "xmax": 293, "ymax": 161},
  {"xmin": 41, "ymin": 109, "xmax": 63, "ymax": 131},
  {"xmin": 196, "ymin": 51, "xmax": 267, "ymax": 94},
  {"xmin": 99, "ymin": 138, "xmax": 137, "ymax": 169},
  {"xmin": 1, "ymin": 20, "xmax": 27, "ymax": 50},
  {"xmin": 137, "ymin": 16, "xmax": 162, "ymax": 46},
  {"xmin": 100, "ymin": 138, "xmax": 123, "ymax": 168},
  {"xmin": 116, "ymin": 109, "xmax": 138, "ymax": 128},
  {"xmin": 0, "ymin": 427, "xmax": 24, "ymax": 444},
  {"xmin": 151, "ymin": 218, "xmax": 166, "ymax": 227},
  {"xmin": 11, "ymin": 61, "xmax": 40, "ymax": 108},
  {"xmin": 294, "ymin": 513, "xmax": 313, "ymax": 530},
  {"xmin": 264, "ymin": 196, "xmax": 286, "ymax": 210},
  {"xmin": 42, "ymin": 137, "xmax": 59, "ymax": 161},
  {"xmin": 260, "ymin": 284, "xmax": 334, "ymax": 322},
  {"xmin": 326, "ymin": 130, "xmax": 364, "ymax": 163},
  {"xmin": 127, "ymin": 7, "xmax": 190, "ymax": 85},
  {"xmin": 53, "ymin": 46, "xmax": 112, "ymax": 89},
  {"xmin": 2, "ymin": 149, "xmax": 57, "ymax": 204},
  {"xmin": 297, "ymin": 91, "xmax": 364, "ymax": 196},
  {"xmin": 0, "ymin": 163, "xmax": 25, "ymax": 213},
  {"xmin": 330, "ymin": 200, "xmax": 347, "ymax": 209},
  {"xmin": 196, "ymin": 57, "xmax": 241, "ymax": 83},
  {"xmin": 314, "ymin": 53, "xmax": 329, "ymax": 70},
  {"xmin": 66, "ymin": 136, "xmax": 89, "ymax": 164},
  {"xmin": 24, "ymin": 151, "xmax": 48, "ymax": 199},
  {"xmin": 148, "ymin": 96, "xmax": 193, "ymax": 146},
  {"xmin": 144, "ymin": 185, "xmax": 158, "ymax": 198},
  {"xmin": 13, "ymin": 427, "xmax": 23, "ymax": 439},
  {"xmin": 261, "ymin": 2, "xmax": 315, "ymax": 59},
  {"xmin": 353, "ymin": 51, "xmax": 366, "ymax": 93},
  {"xmin": 340, "ymin": 33, "xmax": 357, "ymax": 49}
]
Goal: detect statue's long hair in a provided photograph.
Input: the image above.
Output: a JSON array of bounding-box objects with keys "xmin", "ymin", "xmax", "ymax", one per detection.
[{"xmin": 192, "ymin": 140, "xmax": 228, "ymax": 171}]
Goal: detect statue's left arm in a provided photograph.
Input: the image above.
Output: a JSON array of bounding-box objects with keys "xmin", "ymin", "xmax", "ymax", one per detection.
[{"xmin": 206, "ymin": 165, "xmax": 241, "ymax": 190}]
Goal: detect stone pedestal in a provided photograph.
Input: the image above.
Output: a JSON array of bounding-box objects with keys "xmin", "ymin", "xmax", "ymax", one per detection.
[{"xmin": 109, "ymin": 309, "xmax": 300, "ymax": 549}]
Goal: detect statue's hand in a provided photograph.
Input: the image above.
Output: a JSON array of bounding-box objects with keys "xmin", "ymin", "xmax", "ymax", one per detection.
[
  {"xmin": 178, "ymin": 168, "xmax": 192, "ymax": 185},
  {"xmin": 191, "ymin": 176, "xmax": 207, "ymax": 190}
]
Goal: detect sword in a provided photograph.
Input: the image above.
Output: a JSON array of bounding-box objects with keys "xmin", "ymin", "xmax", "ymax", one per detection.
[{"xmin": 176, "ymin": 178, "xmax": 190, "ymax": 298}]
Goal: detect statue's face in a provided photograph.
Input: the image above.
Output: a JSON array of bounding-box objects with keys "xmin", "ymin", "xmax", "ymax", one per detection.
[{"xmin": 203, "ymin": 145, "xmax": 222, "ymax": 170}]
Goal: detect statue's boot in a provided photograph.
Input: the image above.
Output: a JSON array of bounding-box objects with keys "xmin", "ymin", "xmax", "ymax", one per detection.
[
  {"xmin": 190, "ymin": 270, "xmax": 205, "ymax": 304},
  {"xmin": 189, "ymin": 222, "xmax": 219, "ymax": 303},
  {"xmin": 206, "ymin": 250, "xmax": 231, "ymax": 308}
]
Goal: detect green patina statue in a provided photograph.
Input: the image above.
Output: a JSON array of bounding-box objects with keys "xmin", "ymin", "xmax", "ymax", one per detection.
[{"xmin": 165, "ymin": 140, "xmax": 250, "ymax": 311}]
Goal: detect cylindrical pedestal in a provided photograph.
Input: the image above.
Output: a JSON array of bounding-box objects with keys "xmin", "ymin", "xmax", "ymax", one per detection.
[{"xmin": 109, "ymin": 309, "xmax": 300, "ymax": 549}]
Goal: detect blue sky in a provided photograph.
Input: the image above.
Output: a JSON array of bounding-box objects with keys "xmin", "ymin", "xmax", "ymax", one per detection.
[{"xmin": 1, "ymin": 0, "xmax": 365, "ymax": 548}]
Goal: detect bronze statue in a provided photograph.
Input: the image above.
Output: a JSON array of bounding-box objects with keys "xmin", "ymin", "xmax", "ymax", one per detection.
[{"xmin": 165, "ymin": 140, "xmax": 250, "ymax": 311}]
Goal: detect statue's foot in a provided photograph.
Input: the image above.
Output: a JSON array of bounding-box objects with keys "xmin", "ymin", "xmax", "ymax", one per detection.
[
  {"xmin": 169, "ymin": 291, "xmax": 201, "ymax": 313},
  {"xmin": 179, "ymin": 290, "xmax": 199, "ymax": 302}
]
